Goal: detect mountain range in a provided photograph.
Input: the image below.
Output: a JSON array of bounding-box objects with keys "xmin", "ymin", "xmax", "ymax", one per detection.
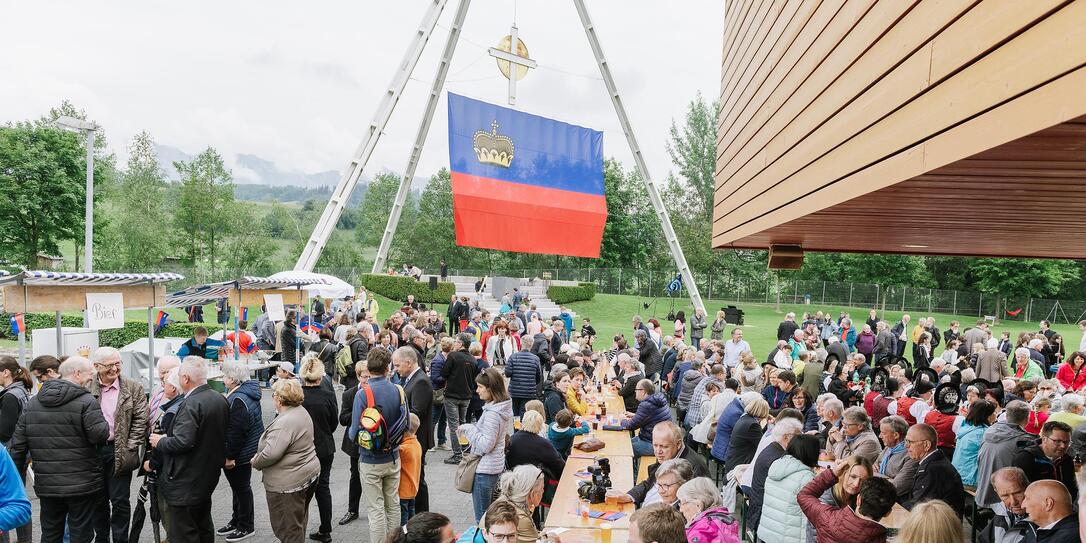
[{"xmin": 155, "ymin": 143, "xmax": 342, "ymax": 188}]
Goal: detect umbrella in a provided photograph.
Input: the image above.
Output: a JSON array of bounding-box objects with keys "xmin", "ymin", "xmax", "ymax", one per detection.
[{"xmin": 129, "ymin": 473, "xmax": 162, "ymax": 543}]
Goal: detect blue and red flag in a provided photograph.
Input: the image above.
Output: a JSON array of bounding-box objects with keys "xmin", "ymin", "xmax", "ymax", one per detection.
[
  {"xmin": 241, "ymin": 307, "xmax": 249, "ymax": 322},
  {"xmin": 448, "ymin": 93, "xmax": 607, "ymax": 258},
  {"xmin": 9, "ymin": 314, "xmax": 25, "ymax": 336},
  {"xmin": 300, "ymin": 316, "xmax": 323, "ymax": 335},
  {"xmin": 154, "ymin": 310, "xmax": 169, "ymax": 333}
]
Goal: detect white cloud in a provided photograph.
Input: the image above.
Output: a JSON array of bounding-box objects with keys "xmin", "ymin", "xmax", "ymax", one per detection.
[{"xmin": 1, "ymin": 0, "xmax": 724, "ymax": 182}]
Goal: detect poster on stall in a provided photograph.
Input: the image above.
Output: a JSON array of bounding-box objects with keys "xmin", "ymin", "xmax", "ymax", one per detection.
[
  {"xmin": 263, "ymin": 294, "xmax": 285, "ymax": 322},
  {"xmin": 86, "ymin": 293, "xmax": 125, "ymax": 330}
]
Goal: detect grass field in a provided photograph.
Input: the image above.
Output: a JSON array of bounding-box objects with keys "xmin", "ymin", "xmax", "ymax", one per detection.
[
  {"xmin": 565, "ymin": 293, "xmax": 1084, "ymax": 360},
  {"xmin": 8, "ymin": 292, "xmax": 1080, "ymax": 360}
]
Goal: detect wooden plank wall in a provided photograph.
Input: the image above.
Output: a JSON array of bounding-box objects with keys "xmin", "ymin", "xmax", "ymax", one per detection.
[{"xmin": 712, "ymin": 0, "xmax": 1086, "ymax": 248}]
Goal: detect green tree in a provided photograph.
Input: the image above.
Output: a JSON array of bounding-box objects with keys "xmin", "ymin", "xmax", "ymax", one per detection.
[
  {"xmin": 0, "ymin": 123, "xmax": 87, "ymax": 267},
  {"xmin": 969, "ymin": 258, "xmax": 1078, "ymax": 299},
  {"xmin": 664, "ymin": 92, "xmax": 718, "ymax": 222},
  {"xmin": 174, "ymin": 148, "xmax": 236, "ymax": 274},
  {"xmin": 598, "ymin": 160, "xmax": 661, "ymax": 268},
  {"xmin": 356, "ymin": 172, "xmax": 416, "ymax": 248},
  {"xmin": 103, "ymin": 131, "xmax": 171, "ymax": 270}
]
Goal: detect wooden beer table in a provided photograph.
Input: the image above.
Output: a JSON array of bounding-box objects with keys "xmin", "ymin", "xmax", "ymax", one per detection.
[
  {"xmin": 542, "ymin": 527, "xmax": 629, "ymax": 543},
  {"xmin": 544, "ymin": 455, "xmax": 636, "ymax": 530},
  {"xmin": 573, "ymin": 430, "xmax": 634, "ymax": 457}
]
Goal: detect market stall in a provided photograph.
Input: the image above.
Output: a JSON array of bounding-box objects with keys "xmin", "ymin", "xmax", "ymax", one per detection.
[{"xmin": 0, "ymin": 270, "xmax": 183, "ymax": 390}]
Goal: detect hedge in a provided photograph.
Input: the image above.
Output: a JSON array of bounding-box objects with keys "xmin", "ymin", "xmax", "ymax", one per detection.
[
  {"xmin": 359, "ymin": 273, "xmax": 455, "ymax": 305},
  {"xmin": 547, "ymin": 282, "xmax": 597, "ymax": 304},
  {"xmin": 1, "ymin": 312, "xmax": 225, "ymax": 349}
]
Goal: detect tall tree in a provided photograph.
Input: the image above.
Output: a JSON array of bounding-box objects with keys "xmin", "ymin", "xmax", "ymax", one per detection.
[
  {"xmin": 174, "ymin": 148, "xmax": 236, "ymax": 275},
  {"xmin": 0, "ymin": 123, "xmax": 87, "ymax": 267},
  {"xmin": 665, "ymin": 92, "xmax": 718, "ymax": 221},
  {"xmin": 356, "ymin": 172, "xmax": 416, "ymax": 249},
  {"xmin": 103, "ymin": 131, "xmax": 171, "ymax": 270}
]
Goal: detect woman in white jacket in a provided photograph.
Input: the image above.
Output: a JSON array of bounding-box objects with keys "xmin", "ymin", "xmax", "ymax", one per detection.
[
  {"xmin": 485, "ymin": 322, "xmax": 519, "ymax": 366},
  {"xmin": 458, "ymin": 367, "xmax": 514, "ymax": 522}
]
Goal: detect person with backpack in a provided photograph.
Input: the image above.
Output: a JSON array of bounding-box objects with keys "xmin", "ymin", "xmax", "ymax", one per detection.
[{"xmin": 349, "ymin": 349, "xmax": 409, "ymax": 543}]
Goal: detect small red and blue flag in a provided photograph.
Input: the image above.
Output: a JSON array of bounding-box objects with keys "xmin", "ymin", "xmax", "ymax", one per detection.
[
  {"xmin": 448, "ymin": 93, "xmax": 607, "ymax": 258},
  {"xmin": 300, "ymin": 316, "xmax": 323, "ymax": 335},
  {"xmin": 9, "ymin": 314, "xmax": 25, "ymax": 336},
  {"xmin": 241, "ymin": 307, "xmax": 249, "ymax": 322},
  {"xmin": 154, "ymin": 310, "xmax": 169, "ymax": 333}
]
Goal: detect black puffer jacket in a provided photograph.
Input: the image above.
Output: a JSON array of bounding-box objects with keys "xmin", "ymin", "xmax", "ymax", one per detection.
[{"xmin": 7, "ymin": 378, "xmax": 109, "ymax": 497}]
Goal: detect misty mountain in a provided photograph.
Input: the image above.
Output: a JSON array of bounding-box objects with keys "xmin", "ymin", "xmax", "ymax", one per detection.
[{"xmin": 154, "ymin": 143, "xmax": 342, "ymax": 188}]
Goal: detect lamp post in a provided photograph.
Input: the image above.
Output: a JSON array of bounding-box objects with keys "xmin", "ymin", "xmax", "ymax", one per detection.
[{"xmin": 55, "ymin": 116, "xmax": 97, "ymax": 273}]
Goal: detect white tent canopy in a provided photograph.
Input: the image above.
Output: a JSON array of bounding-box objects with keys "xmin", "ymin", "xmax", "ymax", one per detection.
[{"xmin": 270, "ymin": 271, "xmax": 354, "ymax": 299}]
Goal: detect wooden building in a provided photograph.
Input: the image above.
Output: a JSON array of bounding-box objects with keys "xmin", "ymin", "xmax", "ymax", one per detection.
[{"xmin": 712, "ymin": 0, "xmax": 1086, "ymax": 268}]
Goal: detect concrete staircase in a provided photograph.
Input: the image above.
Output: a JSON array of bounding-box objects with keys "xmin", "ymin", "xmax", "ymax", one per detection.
[{"xmin": 445, "ymin": 276, "xmax": 576, "ymax": 320}]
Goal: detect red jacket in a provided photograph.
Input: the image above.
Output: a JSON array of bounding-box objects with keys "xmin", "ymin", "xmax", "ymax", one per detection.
[
  {"xmin": 797, "ymin": 469, "xmax": 887, "ymax": 543},
  {"xmin": 1056, "ymin": 362, "xmax": 1086, "ymax": 392}
]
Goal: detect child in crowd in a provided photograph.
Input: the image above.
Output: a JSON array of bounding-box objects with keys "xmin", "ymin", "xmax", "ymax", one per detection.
[
  {"xmin": 547, "ymin": 409, "xmax": 590, "ymax": 458},
  {"xmin": 1024, "ymin": 397, "xmax": 1051, "ymax": 435},
  {"xmin": 399, "ymin": 413, "xmax": 422, "ymax": 525}
]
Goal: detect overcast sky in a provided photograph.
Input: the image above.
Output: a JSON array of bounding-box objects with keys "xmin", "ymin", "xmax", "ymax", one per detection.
[{"xmin": 2, "ymin": 1, "xmax": 724, "ymax": 185}]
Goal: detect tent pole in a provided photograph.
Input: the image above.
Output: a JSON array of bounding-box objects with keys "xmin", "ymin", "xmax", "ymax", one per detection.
[
  {"xmin": 147, "ymin": 304, "xmax": 155, "ymax": 390},
  {"xmin": 55, "ymin": 311, "xmax": 63, "ymax": 357}
]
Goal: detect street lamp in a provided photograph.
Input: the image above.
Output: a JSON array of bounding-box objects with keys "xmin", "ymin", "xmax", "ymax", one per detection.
[{"xmin": 55, "ymin": 115, "xmax": 97, "ymax": 273}]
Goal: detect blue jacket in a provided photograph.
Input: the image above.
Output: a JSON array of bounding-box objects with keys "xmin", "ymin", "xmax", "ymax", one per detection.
[
  {"xmin": 504, "ymin": 351, "xmax": 543, "ymax": 399},
  {"xmin": 841, "ymin": 327, "xmax": 857, "ymax": 351},
  {"xmin": 429, "ymin": 352, "xmax": 447, "ymax": 390},
  {"xmin": 548, "ymin": 421, "xmax": 590, "ymax": 458},
  {"xmin": 225, "ymin": 380, "xmax": 264, "ymax": 464},
  {"xmin": 606, "ymin": 392, "xmax": 670, "ymax": 443},
  {"xmin": 670, "ymin": 361, "xmax": 691, "ymax": 401},
  {"xmin": 0, "ymin": 446, "xmax": 30, "ymax": 531},
  {"xmin": 952, "ymin": 422, "xmax": 988, "ymax": 487},
  {"xmin": 176, "ymin": 336, "xmax": 225, "ymax": 359},
  {"xmin": 762, "ymin": 386, "xmax": 789, "ymax": 410},
  {"xmin": 711, "ymin": 398, "xmax": 746, "ymax": 462},
  {"xmin": 560, "ymin": 312, "xmax": 574, "ymax": 341},
  {"xmin": 349, "ymin": 376, "xmax": 407, "ymax": 464}
]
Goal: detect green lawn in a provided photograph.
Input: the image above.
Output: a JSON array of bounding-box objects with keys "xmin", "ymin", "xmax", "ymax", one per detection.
[{"xmin": 566, "ymin": 293, "xmax": 1083, "ymax": 359}]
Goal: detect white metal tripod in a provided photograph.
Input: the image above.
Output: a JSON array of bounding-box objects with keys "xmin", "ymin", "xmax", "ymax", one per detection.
[{"xmin": 294, "ymin": 0, "xmax": 706, "ymax": 313}]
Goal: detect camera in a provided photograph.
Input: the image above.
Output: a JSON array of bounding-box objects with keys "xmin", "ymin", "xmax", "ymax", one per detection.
[{"xmin": 576, "ymin": 458, "xmax": 612, "ymax": 504}]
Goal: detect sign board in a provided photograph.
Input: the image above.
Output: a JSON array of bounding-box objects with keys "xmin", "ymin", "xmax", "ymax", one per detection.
[
  {"xmin": 263, "ymin": 294, "xmax": 285, "ymax": 322},
  {"xmin": 85, "ymin": 293, "xmax": 125, "ymax": 330}
]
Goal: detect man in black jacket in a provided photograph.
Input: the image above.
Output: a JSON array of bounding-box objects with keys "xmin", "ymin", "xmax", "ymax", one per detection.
[
  {"xmin": 903, "ymin": 423, "xmax": 965, "ymax": 517},
  {"xmin": 149, "ymin": 357, "xmax": 230, "ymax": 543},
  {"xmin": 1013, "ymin": 420, "xmax": 1078, "ymax": 501},
  {"xmin": 9, "ymin": 356, "xmax": 109, "ymax": 543},
  {"xmin": 609, "ymin": 422, "xmax": 709, "ymax": 507},
  {"xmin": 441, "ymin": 334, "xmax": 479, "ymax": 464},
  {"xmin": 220, "ymin": 364, "xmax": 264, "ymax": 540},
  {"xmin": 636, "ymin": 330, "xmax": 662, "ymax": 380},
  {"xmin": 777, "ymin": 312, "xmax": 799, "ymax": 342},
  {"xmin": 1021, "ymin": 479, "xmax": 1079, "ymax": 542},
  {"xmin": 505, "ymin": 336, "xmax": 543, "ymax": 416},
  {"xmin": 395, "ymin": 346, "xmax": 433, "ymax": 513}
]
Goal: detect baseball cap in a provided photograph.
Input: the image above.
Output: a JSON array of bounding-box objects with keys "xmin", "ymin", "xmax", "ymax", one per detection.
[{"xmin": 278, "ymin": 362, "xmax": 295, "ymax": 375}]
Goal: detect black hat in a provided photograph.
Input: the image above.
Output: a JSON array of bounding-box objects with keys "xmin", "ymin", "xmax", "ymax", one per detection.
[
  {"xmin": 913, "ymin": 379, "xmax": 936, "ymax": 396},
  {"xmin": 914, "ymin": 368, "xmax": 938, "ymax": 389},
  {"xmin": 968, "ymin": 378, "xmax": 994, "ymax": 395},
  {"xmin": 972, "ymin": 378, "xmax": 1006, "ymax": 406},
  {"xmin": 934, "ymin": 383, "xmax": 960, "ymax": 415},
  {"xmin": 870, "ymin": 367, "xmax": 890, "ymax": 393}
]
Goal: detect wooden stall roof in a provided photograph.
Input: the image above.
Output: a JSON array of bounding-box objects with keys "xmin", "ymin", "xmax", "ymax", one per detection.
[
  {"xmin": 0, "ymin": 271, "xmax": 183, "ymax": 312},
  {"xmin": 164, "ymin": 275, "xmax": 329, "ymax": 309},
  {"xmin": 712, "ymin": 0, "xmax": 1086, "ymax": 259}
]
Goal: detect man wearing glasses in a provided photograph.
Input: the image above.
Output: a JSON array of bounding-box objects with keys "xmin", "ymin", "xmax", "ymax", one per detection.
[
  {"xmin": 1012, "ymin": 420, "xmax": 1078, "ymax": 501},
  {"xmin": 902, "ymin": 423, "xmax": 965, "ymax": 517},
  {"xmin": 88, "ymin": 347, "xmax": 148, "ymax": 543},
  {"xmin": 481, "ymin": 501, "xmax": 520, "ymax": 543}
]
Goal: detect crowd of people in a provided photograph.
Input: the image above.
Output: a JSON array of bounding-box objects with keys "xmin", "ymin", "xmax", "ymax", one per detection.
[{"xmin": 4, "ymin": 298, "xmax": 1086, "ymax": 543}]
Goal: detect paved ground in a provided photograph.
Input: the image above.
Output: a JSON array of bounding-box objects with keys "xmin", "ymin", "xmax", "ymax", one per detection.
[{"xmin": 25, "ymin": 386, "xmax": 475, "ymax": 543}]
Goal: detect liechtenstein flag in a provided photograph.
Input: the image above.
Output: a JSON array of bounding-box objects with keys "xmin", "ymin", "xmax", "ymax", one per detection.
[
  {"xmin": 448, "ymin": 93, "xmax": 607, "ymax": 258},
  {"xmin": 300, "ymin": 316, "xmax": 323, "ymax": 335},
  {"xmin": 9, "ymin": 314, "xmax": 25, "ymax": 336},
  {"xmin": 154, "ymin": 310, "xmax": 169, "ymax": 333}
]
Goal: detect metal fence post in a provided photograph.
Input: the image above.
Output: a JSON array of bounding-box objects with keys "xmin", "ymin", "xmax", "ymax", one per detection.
[
  {"xmin": 978, "ymin": 293, "xmax": 983, "ymax": 316},
  {"xmin": 928, "ymin": 289, "xmax": 932, "ymax": 313},
  {"xmin": 737, "ymin": 279, "xmax": 741, "ymax": 304},
  {"xmin": 848, "ymin": 283, "xmax": 854, "ymax": 308},
  {"xmin": 708, "ymin": 274, "xmax": 713, "ymax": 301},
  {"xmin": 902, "ymin": 286, "xmax": 907, "ymax": 312},
  {"xmin": 822, "ymin": 281, "xmax": 827, "ymax": 305},
  {"xmin": 952, "ymin": 291, "xmax": 957, "ymax": 315},
  {"xmin": 1026, "ymin": 298, "xmax": 1033, "ymax": 322},
  {"xmin": 794, "ymin": 280, "xmax": 799, "ymax": 305},
  {"xmin": 618, "ymin": 268, "xmax": 623, "ymax": 296}
]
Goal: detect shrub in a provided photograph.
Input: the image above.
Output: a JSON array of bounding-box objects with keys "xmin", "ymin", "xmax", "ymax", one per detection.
[
  {"xmin": 1, "ymin": 312, "xmax": 225, "ymax": 349},
  {"xmin": 359, "ymin": 273, "xmax": 455, "ymax": 305},
  {"xmin": 547, "ymin": 282, "xmax": 597, "ymax": 304}
]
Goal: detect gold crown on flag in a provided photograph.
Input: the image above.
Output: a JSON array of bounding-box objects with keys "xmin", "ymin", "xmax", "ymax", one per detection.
[{"xmin": 473, "ymin": 120, "xmax": 514, "ymax": 167}]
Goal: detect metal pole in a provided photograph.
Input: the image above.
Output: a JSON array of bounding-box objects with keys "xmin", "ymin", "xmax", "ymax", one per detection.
[
  {"xmin": 978, "ymin": 293, "xmax": 983, "ymax": 316},
  {"xmin": 147, "ymin": 305, "xmax": 155, "ymax": 389},
  {"xmin": 573, "ymin": 0, "xmax": 704, "ymax": 313},
  {"xmin": 902, "ymin": 286, "xmax": 907, "ymax": 312},
  {"xmin": 821, "ymin": 281, "xmax": 826, "ymax": 305},
  {"xmin": 84, "ymin": 127, "xmax": 95, "ymax": 273},
  {"xmin": 953, "ymin": 290, "xmax": 957, "ymax": 315},
  {"xmin": 55, "ymin": 311, "xmax": 63, "ymax": 357},
  {"xmin": 928, "ymin": 288, "xmax": 932, "ymax": 313},
  {"xmin": 296, "ymin": 0, "xmax": 450, "ymax": 271},
  {"xmin": 373, "ymin": 0, "xmax": 471, "ymax": 274},
  {"xmin": 848, "ymin": 283, "xmax": 853, "ymax": 307}
]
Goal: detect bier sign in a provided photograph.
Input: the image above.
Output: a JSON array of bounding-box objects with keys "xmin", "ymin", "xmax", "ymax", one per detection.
[{"xmin": 85, "ymin": 293, "xmax": 125, "ymax": 330}]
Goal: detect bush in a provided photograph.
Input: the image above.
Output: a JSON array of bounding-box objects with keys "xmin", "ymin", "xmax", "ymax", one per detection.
[
  {"xmin": 547, "ymin": 282, "xmax": 597, "ymax": 304},
  {"xmin": 359, "ymin": 273, "xmax": 455, "ymax": 305},
  {"xmin": 1, "ymin": 312, "xmax": 225, "ymax": 349}
]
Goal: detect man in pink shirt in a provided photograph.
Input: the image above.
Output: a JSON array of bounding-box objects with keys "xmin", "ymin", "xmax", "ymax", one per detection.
[
  {"xmin": 147, "ymin": 355, "xmax": 181, "ymax": 428},
  {"xmin": 89, "ymin": 347, "xmax": 147, "ymax": 543}
]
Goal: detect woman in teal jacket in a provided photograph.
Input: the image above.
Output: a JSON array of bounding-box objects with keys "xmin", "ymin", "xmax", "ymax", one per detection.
[
  {"xmin": 757, "ymin": 434, "xmax": 820, "ymax": 543},
  {"xmin": 951, "ymin": 399, "xmax": 997, "ymax": 487}
]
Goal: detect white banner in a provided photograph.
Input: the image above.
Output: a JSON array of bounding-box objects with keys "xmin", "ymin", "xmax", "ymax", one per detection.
[
  {"xmin": 85, "ymin": 293, "xmax": 125, "ymax": 330},
  {"xmin": 264, "ymin": 294, "xmax": 285, "ymax": 322}
]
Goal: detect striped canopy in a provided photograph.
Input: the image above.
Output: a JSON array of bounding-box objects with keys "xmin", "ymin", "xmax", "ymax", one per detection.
[
  {"xmin": 164, "ymin": 275, "xmax": 329, "ymax": 308},
  {"xmin": 0, "ymin": 270, "xmax": 183, "ymax": 286}
]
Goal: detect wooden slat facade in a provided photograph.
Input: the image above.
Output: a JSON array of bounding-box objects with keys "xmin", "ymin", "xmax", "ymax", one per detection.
[{"xmin": 712, "ymin": 0, "xmax": 1086, "ymax": 260}]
